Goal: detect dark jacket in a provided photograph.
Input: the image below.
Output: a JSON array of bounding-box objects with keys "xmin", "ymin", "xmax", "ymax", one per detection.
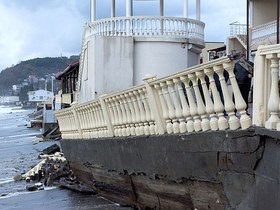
[{"xmin": 234, "ymin": 61, "xmax": 253, "ymax": 84}]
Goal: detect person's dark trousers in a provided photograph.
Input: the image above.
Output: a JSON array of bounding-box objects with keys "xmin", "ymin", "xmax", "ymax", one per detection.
[{"xmin": 238, "ymin": 83, "xmax": 251, "ymax": 113}]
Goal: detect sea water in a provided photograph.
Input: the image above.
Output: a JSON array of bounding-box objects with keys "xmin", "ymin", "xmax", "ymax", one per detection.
[{"xmin": 0, "ymin": 105, "xmax": 131, "ymax": 210}]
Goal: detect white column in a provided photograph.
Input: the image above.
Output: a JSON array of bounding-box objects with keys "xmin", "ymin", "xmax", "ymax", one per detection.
[
  {"xmin": 183, "ymin": 0, "xmax": 188, "ymax": 18},
  {"xmin": 111, "ymin": 0, "xmax": 115, "ymax": 17},
  {"xmin": 126, "ymin": 0, "xmax": 132, "ymax": 35},
  {"xmin": 90, "ymin": 0, "xmax": 96, "ymax": 22},
  {"xmin": 160, "ymin": 0, "xmax": 164, "ymax": 16},
  {"xmin": 126, "ymin": 0, "xmax": 132, "ymax": 16},
  {"xmin": 196, "ymin": 0, "xmax": 201, "ymax": 21},
  {"xmin": 265, "ymin": 54, "xmax": 280, "ymax": 129}
]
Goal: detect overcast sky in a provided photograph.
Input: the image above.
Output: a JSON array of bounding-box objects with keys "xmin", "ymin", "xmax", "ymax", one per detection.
[{"xmin": 0, "ymin": 0, "xmax": 246, "ymax": 71}]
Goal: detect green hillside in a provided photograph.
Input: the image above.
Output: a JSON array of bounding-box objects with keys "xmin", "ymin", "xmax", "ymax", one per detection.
[{"xmin": 0, "ymin": 56, "xmax": 79, "ymax": 95}]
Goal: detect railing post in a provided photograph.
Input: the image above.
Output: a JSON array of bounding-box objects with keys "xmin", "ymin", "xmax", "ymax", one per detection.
[
  {"xmin": 143, "ymin": 75, "xmax": 166, "ymax": 135},
  {"xmin": 265, "ymin": 53, "xmax": 280, "ymax": 129},
  {"xmin": 99, "ymin": 95, "xmax": 114, "ymax": 137},
  {"xmin": 72, "ymin": 107, "xmax": 82, "ymax": 138},
  {"xmin": 252, "ymin": 49, "xmax": 267, "ymax": 126}
]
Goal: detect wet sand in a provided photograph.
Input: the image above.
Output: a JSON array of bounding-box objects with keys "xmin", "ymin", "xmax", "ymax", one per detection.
[{"xmin": 0, "ymin": 187, "xmax": 132, "ymax": 210}]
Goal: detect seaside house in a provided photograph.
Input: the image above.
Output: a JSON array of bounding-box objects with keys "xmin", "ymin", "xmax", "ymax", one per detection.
[
  {"xmin": 27, "ymin": 89, "xmax": 54, "ymax": 102},
  {"xmin": 55, "ymin": 61, "xmax": 79, "ymax": 109}
]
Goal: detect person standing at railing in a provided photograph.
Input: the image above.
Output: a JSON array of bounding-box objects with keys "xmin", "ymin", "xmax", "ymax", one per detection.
[{"xmin": 234, "ymin": 53, "xmax": 254, "ymax": 114}]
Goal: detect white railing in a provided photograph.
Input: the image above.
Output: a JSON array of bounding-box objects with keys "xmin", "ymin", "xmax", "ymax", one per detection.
[
  {"xmin": 56, "ymin": 55, "xmax": 258, "ymax": 139},
  {"xmin": 251, "ymin": 20, "xmax": 277, "ymax": 44},
  {"xmin": 230, "ymin": 22, "xmax": 247, "ymax": 36},
  {"xmin": 86, "ymin": 16, "xmax": 204, "ymax": 44}
]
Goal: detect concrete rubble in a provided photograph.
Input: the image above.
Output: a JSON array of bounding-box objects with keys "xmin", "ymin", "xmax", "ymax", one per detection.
[{"xmin": 14, "ymin": 144, "xmax": 96, "ymax": 194}]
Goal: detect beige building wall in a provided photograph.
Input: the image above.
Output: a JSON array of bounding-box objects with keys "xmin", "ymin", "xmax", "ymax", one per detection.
[{"xmin": 251, "ymin": 0, "xmax": 276, "ymax": 27}]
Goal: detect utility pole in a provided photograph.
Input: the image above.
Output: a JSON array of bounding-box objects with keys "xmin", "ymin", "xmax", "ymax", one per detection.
[
  {"xmin": 246, "ymin": 0, "xmax": 250, "ymax": 59},
  {"xmin": 277, "ymin": 0, "xmax": 279, "ymax": 44}
]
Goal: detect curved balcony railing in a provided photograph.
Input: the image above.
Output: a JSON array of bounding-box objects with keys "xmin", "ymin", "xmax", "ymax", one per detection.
[{"xmin": 84, "ymin": 16, "xmax": 204, "ymax": 44}]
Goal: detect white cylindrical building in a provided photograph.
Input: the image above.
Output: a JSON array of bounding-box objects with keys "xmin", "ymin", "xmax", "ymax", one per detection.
[{"xmin": 79, "ymin": 0, "xmax": 205, "ymax": 102}]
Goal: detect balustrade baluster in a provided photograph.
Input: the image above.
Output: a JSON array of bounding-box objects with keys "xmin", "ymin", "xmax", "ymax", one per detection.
[
  {"xmin": 107, "ymin": 98, "xmax": 118, "ymax": 136},
  {"xmin": 195, "ymin": 71, "xmax": 214, "ymax": 131},
  {"xmin": 97, "ymin": 105, "xmax": 105, "ymax": 137},
  {"xmin": 115, "ymin": 96, "xmax": 124, "ymax": 136},
  {"xmin": 160, "ymin": 81, "xmax": 176, "ymax": 134},
  {"xmin": 166, "ymin": 79, "xmax": 181, "ymax": 133},
  {"xmin": 180, "ymin": 76, "xmax": 194, "ymax": 132},
  {"xmin": 220, "ymin": 63, "xmax": 241, "ymax": 130},
  {"xmin": 173, "ymin": 78, "xmax": 187, "ymax": 133},
  {"xmin": 154, "ymin": 84, "xmax": 169, "ymax": 133},
  {"xmin": 85, "ymin": 105, "xmax": 91, "ymax": 138},
  {"xmin": 223, "ymin": 62, "xmax": 251, "ymax": 129},
  {"xmin": 77, "ymin": 108, "xmax": 84, "ymax": 138},
  {"xmin": 130, "ymin": 91, "xmax": 141, "ymax": 135},
  {"xmin": 141, "ymin": 88, "xmax": 156, "ymax": 135},
  {"xmin": 60, "ymin": 113, "xmax": 66, "ymax": 139},
  {"xmin": 118, "ymin": 95, "xmax": 128, "ymax": 136},
  {"xmin": 127, "ymin": 93, "xmax": 136, "ymax": 136},
  {"xmin": 265, "ymin": 54, "xmax": 280, "ymax": 129},
  {"xmin": 188, "ymin": 73, "xmax": 206, "ymax": 131},
  {"xmin": 88, "ymin": 104, "xmax": 94, "ymax": 138},
  {"xmin": 134, "ymin": 90, "xmax": 145, "ymax": 135},
  {"xmin": 207, "ymin": 67, "xmax": 228, "ymax": 130},
  {"xmin": 86, "ymin": 105, "xmax": 92, "ymax": 138},
  {"xmin": 203, "ymin": 69, "xmax": 218, "ymax": 130},
  {"xmin": 138, "ymin": 89, "xmax": 150, "ymax": 135},
  {"xmin": 121, "ymin": 94, "xmax": 132, "ymax": 136},
  {"xmin": 65, "ymin": 111, "xmax": 70, "ymax": 139},
  {"xmin": 112, "ymin": 97, "xmax": 121, "ymax": 136}
]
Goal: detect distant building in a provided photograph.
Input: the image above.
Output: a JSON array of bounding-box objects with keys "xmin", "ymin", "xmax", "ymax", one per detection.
[
  {"xmin": 28, "ymin": 89, "xmax": 54, "ymax": 102},
  {"xmin": 0, "ymin": 96, "xmax": 19, "ymax": 105}
]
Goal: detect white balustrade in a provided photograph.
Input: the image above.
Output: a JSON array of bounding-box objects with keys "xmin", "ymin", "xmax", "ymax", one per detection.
[
  {"xmin": 56, "ymin": 44, "xmax": 280, "ymax": 139},
  {"xmin": 87, "ymin": 16, "xmax": 204, "ymax": 44}
]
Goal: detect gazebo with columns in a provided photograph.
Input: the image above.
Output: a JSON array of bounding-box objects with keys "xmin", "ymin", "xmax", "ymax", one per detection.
[
  {"xmin": 78, "ymin": 0, "xmax": 205, "ymax": 103},
  {"xmin": 90, "ymin": 0, "xmax": 201, "ymax": 22}
]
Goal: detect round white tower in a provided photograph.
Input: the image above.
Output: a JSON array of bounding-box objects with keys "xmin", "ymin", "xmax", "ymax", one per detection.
[{"xmin": 78, "ymin": 0, "xmax": 205, "ymax": 102}]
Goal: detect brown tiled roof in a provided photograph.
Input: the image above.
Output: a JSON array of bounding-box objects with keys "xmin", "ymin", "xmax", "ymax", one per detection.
[{"xmin": 56, "ymin": 61, "xmax": 79, "ymax": 80}]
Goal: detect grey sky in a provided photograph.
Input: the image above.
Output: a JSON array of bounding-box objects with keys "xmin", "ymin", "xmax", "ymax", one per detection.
[{"xmin": 0, "ymin": 0, "xmax": 246, "ymax": 71}]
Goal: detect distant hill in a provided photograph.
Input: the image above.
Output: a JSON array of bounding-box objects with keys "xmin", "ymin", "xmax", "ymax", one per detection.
[{"xmin": 0, "ymin": 56, "xmax": 79, "ymax": 95}]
